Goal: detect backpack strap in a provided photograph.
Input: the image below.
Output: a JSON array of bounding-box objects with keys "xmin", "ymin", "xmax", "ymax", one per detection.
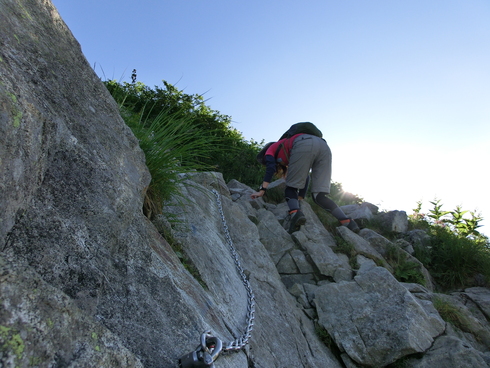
[{"xmin": 273, "ymin": 138, "xmax": 291, "ymax": 163}]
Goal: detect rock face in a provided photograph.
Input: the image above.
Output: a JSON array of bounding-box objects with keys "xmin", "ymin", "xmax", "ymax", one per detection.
[
  {"xmin": 315, "ymin": 261, "xmax": 445, "ymax": 367},
  {"xmin": 1, "ymin": 1, "xmax": 490, "ymax": 368}
]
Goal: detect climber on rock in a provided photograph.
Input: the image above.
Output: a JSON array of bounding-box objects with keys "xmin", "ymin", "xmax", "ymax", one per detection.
[{"xmin": 251, "ymin": 122, "xmax": 360, "ymax": 234}]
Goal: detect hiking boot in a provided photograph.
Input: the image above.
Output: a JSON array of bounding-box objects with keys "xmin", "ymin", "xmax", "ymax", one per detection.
[
  {"xmin": 340, "ymin": 218, "xmax": 360, "ymax": 233},
  {"xmin": 288, "ymin": 210, "xmax": 306, "ymax": 234}
]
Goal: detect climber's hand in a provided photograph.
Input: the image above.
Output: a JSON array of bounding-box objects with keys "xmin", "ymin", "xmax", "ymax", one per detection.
[{"xmin": 250, "ymin": 191, "xmax": 264, "ymax": 199}]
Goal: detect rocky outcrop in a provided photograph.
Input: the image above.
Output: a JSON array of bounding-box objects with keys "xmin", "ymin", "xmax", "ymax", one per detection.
[
  {"xmin": 315, "ymin": 261, "xmax": 445, "ymax": 367},
  {"xmin": 1, "ymin": 1, "xmax": 490, "ymax": 367}
]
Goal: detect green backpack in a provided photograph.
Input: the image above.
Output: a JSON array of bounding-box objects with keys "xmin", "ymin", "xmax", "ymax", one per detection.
[
  {"xmin": 279, "ymin": 122, "xmax": 323, "ymax": 139},
  {"xmin": 256, "ymin": 122, "xmax": 323, "ymax": 165}
]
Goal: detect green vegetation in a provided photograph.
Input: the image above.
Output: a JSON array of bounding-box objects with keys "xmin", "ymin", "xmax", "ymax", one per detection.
[
  {"xmin": 105, "ymin": 79, "xmax": 265, "ymax": 208},
  {"xmin": 432, "ymin": 296, "xmax": 470, "ymax": 332},
  {"xmin": 125, "ymin": 102, "xmax": 218, "ymax": 218},
  {"xmin": 333, "ymin": 235, "xmax": 359, "ymax": 269},
  {"xmin": 409, "ymin": 200, "xmax": 490, "ymax": 290},
  {"xmin": 314, "ymin": 321, "xmax": 334, "ymax": 349},
  {"xmin": 410, "ymin": 199, "xmax": 485, "ymax": 239},
  {"xmin": 385, "ymin": 245, "xmax": 426, "ymax": 285}
]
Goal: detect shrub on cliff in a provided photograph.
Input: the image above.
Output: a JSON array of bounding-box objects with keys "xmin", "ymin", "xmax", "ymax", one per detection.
[
  {"xmin": 104, "ymin": 79, "xmax": 265, "ymax": 188},
  {"xmin": 410, "ymin": 200, "xmax": 490, "ymax": 289}
]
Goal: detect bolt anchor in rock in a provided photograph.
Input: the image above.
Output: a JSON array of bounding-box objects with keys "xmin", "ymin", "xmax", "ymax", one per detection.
[{"xmin": 178, "ymin": 331, "xmax": 223, "ymax": 368}]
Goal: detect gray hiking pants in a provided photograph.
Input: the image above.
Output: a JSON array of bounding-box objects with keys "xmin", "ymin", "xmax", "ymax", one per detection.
[{"xmin": 285, "ymin": 134, "xmax": 332, "ymax": 194}]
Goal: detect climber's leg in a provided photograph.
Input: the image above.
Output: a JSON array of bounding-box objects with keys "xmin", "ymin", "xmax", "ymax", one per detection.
[
  {"xmin": 312, "ymin": 192, "xmax": 360, "ymax": 232},
  {"xmin": 285, "ymin": 186, "xmax": 306, "ymax": 233}
]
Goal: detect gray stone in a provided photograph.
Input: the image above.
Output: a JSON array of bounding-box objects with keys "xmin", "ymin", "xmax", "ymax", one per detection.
[
  {"xmin": 292, "ymin": 230, "xmax": 349, "ymax": 280},
  {"xmin": 340, "ymin": 202, "xmax": 376, "ymax": 220},
  {"xmin": 406, "ymin": 229, "xmax": 431, "ymax": 248},
  {"xmin": 355, "ymin": 255, "xmax": 377, "ymax": 270},
  {"xmin": 165, "ymin": 174, "xmax": 342, "ymax": 368},
  {"xmin": 363, "ymin": 202, "xmax": 380, "ymax": 215},
  {"xmin": 288, "ymin": 283, "xmax": 310, "ymax": 308},
  {"xmin": 404, "ymin": 336, "xmax": 490, "ymax": 368},
  {"xmin": 300, "ymin": 201, "xmax": 338, "ymax": 244},
  {"xmin": 464, "ymin": 287, "xmax": 490, "ymax": 320},
  {"xmin": 401, "ymin": 283, "xmax": 431, "ymax": 294},
  {"xmin": 341, "ymin": 353, "xmax": 362, "ymax": 368},
  {"xmin": 315, "ymin": 263, "xmax": 445, "ymax": 367},
  {"xmin": 359, "ymin": 228, "xmax": 393, "ymax": 257},
  {"xmin": 227, "ymin": 178, "xmax": 254, "ymax": 196},
  {"xmin": 376, "ymin": 210, "xmax": 409, "ymax": 233},
  {"xmin": 359, "ymin": 229, "xmax": 433, "ymax": 290},
  {"xmin": 267, "ymin": 177, "xmax": 287, "ymax": 193},
  {"xmin": 303, "ymin": 308, "xmax": 317, "ymax": 320},
  {"xmin": 303, "ymin": 283, "xmax": 320, "ymax": 307},
  {"xmin": 256, "ymin": 208, "xmax": 295, "ymax": 264},
  {"xmin": 290, "ymin": 248, "xmax": 315, "ymax": 274},
  {"xmin": 334, "ymin": 253, "xmax": 354, "ymax": 282},
  {"xmin": 281, "ymin": 274, "xmax": 318, "ymax": 290},
  {"xmin": 434, "ymin": 293, "xmax": 490, "ymax": 349},
  {"xmin": 276, "ymin": 252, "xmax": 299, "ymax": 273},
  {"xmin": 337, "ymin": 226, "xmax": 388, "ymax": 268},
  {"xmin": 0, "ymin": 255, "xmax": 144, "ymax": 367},
  {"xmin": 227, "ymin": 179, "xmax": 262, "ymax": 219},
  {"xmin": 395, "ymin": 238, "xmax": 415, "ymax": 255}
]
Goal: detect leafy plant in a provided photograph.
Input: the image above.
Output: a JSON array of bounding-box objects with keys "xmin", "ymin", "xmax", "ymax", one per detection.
[
  {"xmin": 460, "ymin": 211, "xmax": 484, "ymax": 238},
  {"xmin": 408, "ymin": 201, "xmax": 431, "ymax": 231},
  {"xmin": 413, "ymin": 244, "xmax": 432, "ymax": 267},
  {"xmin": 126, "ymin": 104, "xmax": 218, "ymax": 218},
  {"xmin": 427, "ymin": 199, "xmax": 451, "ymax": 226},
  {"xmin": 105, "ymin": 79, "xmax": 265, "ymax": 187},
  {"xmin": 386, "ymin": 245, "xmax": 426, "ymax": 285},
  {"xmin": 409, "ymin": 200, "xmax": 487, "ymax": 240},
  {"xmin": 425, "ymin": 226, "xmax": 490, "ymax": 289},
  {"xmin": 432, "ymin": 296, "xmax": 469, "ymax": 332},
  {"xmin": 407, "ymin": 200, "xmax": 490, "ymax": 290},
  {"xmin": 447, "ymin": 205, "xmax": 468, "ymax": 234}
]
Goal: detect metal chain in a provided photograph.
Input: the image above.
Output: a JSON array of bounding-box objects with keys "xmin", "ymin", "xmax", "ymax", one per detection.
[{"xmin": 211, "ymin": 189, "xmax": 255, "ymax": 352}]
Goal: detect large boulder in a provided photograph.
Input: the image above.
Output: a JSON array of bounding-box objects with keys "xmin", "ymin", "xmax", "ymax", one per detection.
[
  {"xmin": 375, "ymin": 210, "xmax": 409, "ymax": 233},
  {"xmin": 340, "ymin": 202, "xmax": 378, "ymax": 221},
  {"xmin": 315, "ymin": 261, "xmax": 445, "ymax": 367},
  {"xmin": 404, "ymin": 336, "xmax": 490, "ymax": 368},
  {"xmin": 464, "ymin": 287, "xmax": 490, "ymax": 320},
  {"xmin": 336, "ymin": 226, "xmax": 389, "ymax": 269}
]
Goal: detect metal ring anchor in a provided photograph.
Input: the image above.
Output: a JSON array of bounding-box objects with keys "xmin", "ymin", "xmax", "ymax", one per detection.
[{"xmin": 178, "ymin": 331, "xmax": 223, "ymax": 368}]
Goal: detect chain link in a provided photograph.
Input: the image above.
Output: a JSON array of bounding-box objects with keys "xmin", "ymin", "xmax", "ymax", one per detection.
[{"xmin": 211, "ymin": 189, "xmax": 255, "ymax": 352}]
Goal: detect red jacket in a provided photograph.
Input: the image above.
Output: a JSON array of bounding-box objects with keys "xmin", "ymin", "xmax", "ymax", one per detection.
[{"xmin": 263, "ymin": 133, "xmax": 304, "ymax": 182}]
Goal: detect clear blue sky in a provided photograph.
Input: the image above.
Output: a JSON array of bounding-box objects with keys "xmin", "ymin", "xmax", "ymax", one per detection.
[{"xmin": 52, "ymin": 0, "xmax": 490, "ymax": 233}]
